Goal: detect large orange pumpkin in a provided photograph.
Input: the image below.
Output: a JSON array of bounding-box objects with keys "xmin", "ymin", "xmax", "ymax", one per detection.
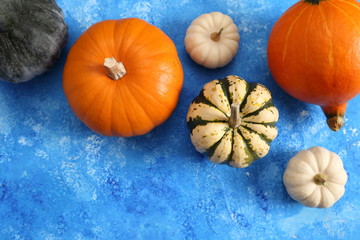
[
  {"xmin": 63, "ymin": 18, "xmax": 183, "ymax": 137},
  {"xmin": 267, "ymin": 0, "xmax": 360, "ymax": 131}
]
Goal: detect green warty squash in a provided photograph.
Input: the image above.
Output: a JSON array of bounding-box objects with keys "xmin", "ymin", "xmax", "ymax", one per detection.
[
  {"xmin": 0, "ymin": 0, "xmax": 68, "ymax": 83},
  {"xmin": 186, "ymin": 75, "xmax": 279, "ymax": 168}
]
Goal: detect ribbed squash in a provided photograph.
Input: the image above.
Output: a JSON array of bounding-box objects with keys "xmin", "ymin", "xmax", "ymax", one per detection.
[
  {"xmin": 267, "ymin": 0, "xmax": 360, "ymax": 131},
  {"xmin": 63, "ymin": 18, "xmax": 183, "ymax": 137},
  {"xmin": 0, "ymin": 0, "xmax": 68, "ymax": 83},
  {"xmin": 186, "ymin": 75, "xmax": 279, "ymax": 168}
]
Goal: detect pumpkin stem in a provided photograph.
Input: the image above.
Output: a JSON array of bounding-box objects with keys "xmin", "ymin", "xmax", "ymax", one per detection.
[
  {"xmin": 321, "ymin": 104, "xmax": 346, "ymax": 132},
  {"xmin": 326, "ymin": 116, "xmax": 344, "ymax": 132},
  {"xmin": 104, "ymin": 57, "xmax": 126, "ymax": 80},
  {"xmin": 304, "ymin": 0, "xmax": 324, "ymax": 5},
  {"xmin": 314, "ymin": 174, "xmax": 328, "ymax": 187},
  {"xmin": 211, "ymin": 28, "xmax": 224, "ymax": 42},
  {"xmin": 229, "ymin": 103, "xmax": 241, "ymax": 128}
]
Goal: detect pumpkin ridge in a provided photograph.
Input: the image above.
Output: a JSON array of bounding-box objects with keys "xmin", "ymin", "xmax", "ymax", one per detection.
[
  {"xmin": 218, "ymin": 78, "xmax": 232, "ymax": 105},
  {"xmin": 318, "ymin": 3, "xmax": 335, "ymax": 67},
  {"xmin": 83, "ymin": 30, "xmax": 107, "ymax": 59},
  {"xmin": 116, "ymin": 84, "xmax": 135, "ymax": 136},
  {"xmin": 109, "ymin": 83, "xmax": 118, "ymax": 136},
  {"xmin": 239, "ymin": 126, "xmax": 271, "ymax": 158},
  {"xmin": 216, "ymin": 44, "xmax": 222, "ymax": 67},
  {"xmin": 102, "ymin": 83, "xmax": 116, "ymax": 136},
  {"xmin": 239, "ymin": 83, "xmax": 259, "ymax": 113},
  {"xmin": 194, "ymin": 43, "xmax": 212, "ymax": 65},
  {"xmin": 122, "ymin": 81, "xmax": 156, "ymax": 128},
  {"xmin": 241, "ymin": 121, "xmax": 277, "ymax": 128},
  {"xmin": 225, "ymin": 127, "xmax": 235, "ymax": 165},
  {"xmin": 319, "ymin": 187, "xmax": 336, "ymax": 208},
  {"xmin": 112, "ymin": 20, "xmax": 119, "ymax": 58},
  {"xmin": 205, "ymin": 128, "xmax": 231, "ymax": 161},
  {"xmin": 305, "ymin": 149, "xmax": 321, "ymax": 173},
  {"xmin": 196, "ymin": 90, "xmax": 230, "ymax": 118},
  {"xmin": 304, "ymin": 4, "xmax": 315, "ymax": 62},
  {"xmin": 227, "ymin": 76, "xmax": 249, "ymax": 107},
  {"xmin": 97, "ymin": 22, "xmax": 116, "ymax": 58},
  {"xmin": 240, "ymin": 123, "xmax": 275, "ymax": 143},
  {"xmin": 323, "ymin": 154, "xmax": 345, "ymax": 174},
  {"xmin": 338, "ymin": 0, "xmax": 360, "ymax": 11},
  {"xmin": 282, "ymin": 4, "xmax": 311, "ymax": 63},
  {"xmin": 209, "ymin": 12, "xmax": 218, "ymax": 30},
  {"xmin": 116, "ymin": 19, "xmax": 135, "ymax": 60},
  {"xmin": 236, "ymin": 128, "xmax": 259, "ymax": 162},
  {"xmin": 187, "ymin": 116, "xmax": 227, "ymax": 132},
  {"xmin": 215, "ymin": 12, "xmax": 228, "ymax": 31},
  {"xmin": 113, "ymin": 19, "xmax": 129, "ymax": 59},
  {"xmin": 241, "ymin": 99, "xmax": 274, "ymax": 119},
  {"xmin": 297, "ymin": 185, "xmax": 319, "ymax": 202},
  {"xmin": 327, "ymin": 1, "xmax": 360, "ymax": 36},
  {"xmin": 222, "ymin": 42, "xmax": 236, "ymax": 58},
  {"xmin": 68, "ymin": 45, "xmax": 100, "ymax": 61},
  {"xmin": 127, "ymin": 80, "xmax": 173, "ymax": 113},
  {"xmin": 187, "ymin": 22, "xmax": 208, "ymax": 33},
  {"xmin": 82, "ymin": 81, "xmax": 114, "ymax": 135},
  {"xmin": 125, "ymin": 26, "xmax": 162, "ymax": 58}
]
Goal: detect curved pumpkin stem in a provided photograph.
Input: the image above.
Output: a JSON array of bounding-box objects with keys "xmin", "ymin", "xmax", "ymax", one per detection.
[
  {"xmin": 321, "ymin": 103, "xmax": 347, "ymax": 132},
  {"xmin": 211, "ymin": 28, "xmax": 224, "ymax": 42},
  {"xmin": 104, "ymin": 57, "xmax": 126, "ymax": 80},
  {"xmin": 314, "ymin": 174, "xmax": 328, "ymax": 187}
]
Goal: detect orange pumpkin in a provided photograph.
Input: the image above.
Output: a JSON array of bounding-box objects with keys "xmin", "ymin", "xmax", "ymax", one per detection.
[
  {"xmin": 63, "ymin": 18, "xmax": 183, "ymax": 137},
  {"xmin": 267, "ymin": 0, "xmax": 360, "ymax": 131}
]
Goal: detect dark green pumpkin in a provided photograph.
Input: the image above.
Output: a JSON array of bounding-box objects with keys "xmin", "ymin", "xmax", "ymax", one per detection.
[{"xmin": 0, "ymin": 0, "xmax": 68, "ymax": 83}]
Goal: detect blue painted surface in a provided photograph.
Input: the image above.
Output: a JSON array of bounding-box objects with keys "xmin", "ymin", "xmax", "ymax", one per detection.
[{"xmin": 1, "ymin": 0, "xmax": 360, "ymax": 239}]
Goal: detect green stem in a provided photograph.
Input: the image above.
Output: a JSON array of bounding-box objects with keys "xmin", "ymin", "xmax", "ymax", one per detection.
[
  {"xmin": 304, "ymin": 0, "xmax": 325, "ymax": 5},
  {"xmin": 314, "ymin": 174, "xmax": 328, "ymax": 186}
]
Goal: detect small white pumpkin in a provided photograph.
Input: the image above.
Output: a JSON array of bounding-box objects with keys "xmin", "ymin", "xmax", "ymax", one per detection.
[
  {"xmin": 283, "ymin": 146, "xmax": 348, "ymax": 208},
  {"xmin": 184, "ymin": 12, "xmax": 240, "ymax": 69},
  {"xmin": 186, "ymin": 75, "xmax": 279, "ymax": 168}
]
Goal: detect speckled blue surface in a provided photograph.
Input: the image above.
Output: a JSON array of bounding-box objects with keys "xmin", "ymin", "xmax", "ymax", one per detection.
[{"xmin": 1, "ymin": 0, "xmax": 360, "ymax": 239}]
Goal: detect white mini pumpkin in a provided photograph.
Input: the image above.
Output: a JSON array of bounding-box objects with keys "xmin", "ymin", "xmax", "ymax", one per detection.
[
  {"xmin": 283, "ymin": 146, "xmax": 348, "ymax": 208},
  {"xmin": 184, "ymin": 12, "xmax": 240, "ymax": 69}
]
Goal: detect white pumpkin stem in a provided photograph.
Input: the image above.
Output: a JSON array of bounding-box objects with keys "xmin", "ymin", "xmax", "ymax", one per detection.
[
  {"xmin": 229, "ymin": 103, "xmax": 241, "ymax": 128},
  {"xmin": 314, "ymin": 174, "xmax": 328, "ymax": 187},
  {"xmin": 211, "ymin": 28, "xmax": 224, "ymax": 42},
  {"xmin": 104, "ymin": 57, "xmax": 126, "ymax": 80}
]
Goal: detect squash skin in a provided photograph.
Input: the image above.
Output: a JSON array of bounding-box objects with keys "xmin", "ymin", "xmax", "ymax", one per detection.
[
  {"xmin": 63, "ymin": 18, "xmax": 183, "ymax": 137},
  {"xmin": 267, "ymin": 0, "xmax": 360, "ymax": 131},
  {"xmin": 184, "ymin": 12, "xmax": 240, "ymax": 69},
  {"xmin": 186, "ymin": 76, "xmax": 279, "ymax": 168},
  {"xmin": 283, "ymin": 146, "xmax": 348, "ymax": 208},
  {"xmin": 0, "ymin": 0, "xmax": 68, "ymax": 83}
]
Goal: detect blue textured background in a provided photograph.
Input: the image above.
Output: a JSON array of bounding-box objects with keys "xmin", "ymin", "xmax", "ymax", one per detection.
[{"xmin": 1, "ymin": 0, "xmax": 360, "ymax": 239}]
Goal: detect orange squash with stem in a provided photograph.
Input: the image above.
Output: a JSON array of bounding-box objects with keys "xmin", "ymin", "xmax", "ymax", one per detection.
[
  {"xmin": 267, "ymin": 0, "xmax": 360, "ymax": 131},
  {"xmin": 63, "ymin": 18, "xmax": 183, "ymax": 137}
]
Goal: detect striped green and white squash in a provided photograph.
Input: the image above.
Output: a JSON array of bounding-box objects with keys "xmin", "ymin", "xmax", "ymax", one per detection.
[{"xmin": 186, "ymin": 75, "xmax": 279, "ymax": 168}]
